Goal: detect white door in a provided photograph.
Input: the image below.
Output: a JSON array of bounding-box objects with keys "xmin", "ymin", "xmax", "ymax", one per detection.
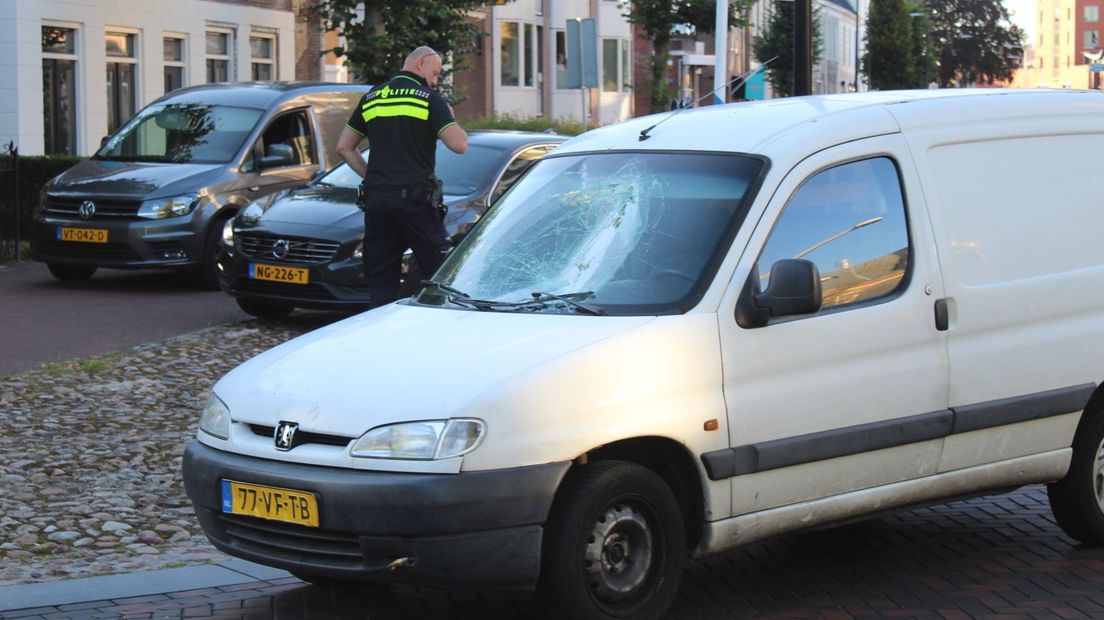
[{"xmin": 713, "ymin": 135, "xmax": 950, "ymax": 517}]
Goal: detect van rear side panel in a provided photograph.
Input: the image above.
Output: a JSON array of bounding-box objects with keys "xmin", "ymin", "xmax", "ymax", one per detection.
[{"xmin": 894, "ymin": 95, "xmax": 1104, "ymax": 472}]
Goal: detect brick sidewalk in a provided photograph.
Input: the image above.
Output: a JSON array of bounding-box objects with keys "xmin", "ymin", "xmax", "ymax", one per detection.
[{"xmin": 4, "ymin": 484, "xmax": 1104, "ymax": 620}]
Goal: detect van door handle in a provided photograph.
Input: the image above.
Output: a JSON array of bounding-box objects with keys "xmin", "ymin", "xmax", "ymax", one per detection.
[{"xmin": 934, "ymin": 299, "xmax": 949, "ymax": 331}]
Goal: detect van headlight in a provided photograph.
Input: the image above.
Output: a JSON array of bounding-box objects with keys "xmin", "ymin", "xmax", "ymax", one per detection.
[
  {"xmin": 350, "ymin": 419, "xmax": 485, "ymax": 460},
  {"xmin": 198, "ymin": 393, "xmax": 231, "ymax": 440},
  {"xmin": 138, "ymin": 193, "xmax": 202, "ymax": 219}
]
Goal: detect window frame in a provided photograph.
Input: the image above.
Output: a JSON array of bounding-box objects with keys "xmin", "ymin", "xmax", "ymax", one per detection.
[
  {"xmin": 751, "ymin": 155, "xmax": 915, "ymax": 322},
  {"xmin": 499, "ymin": 20, "xmax": 540, "ymax": 89},
  {"xmin": 42, "ymin": 23, "xmax": 81, "ymax": 156},
  {"xmin": 106, "ymin": 29, "xmax": 140, "ymax": 135},
  {"xmin": 163, "ymin": 34, "xmax": 187, "ymax": 94},
  {"xmin": 600, "ymin": 37, "xmax": 632, "ymax": 93},
  {"xmin": 205, "ymin": 27, "xmax": 234, "ymax": 83},
  {"xmin": 249, "ymin": 32, "xmax": 277, "ymax": 81}
]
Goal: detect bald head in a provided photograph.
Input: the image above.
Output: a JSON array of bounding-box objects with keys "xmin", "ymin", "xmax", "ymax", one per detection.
[{"xmin": 404, "ymin": 46, "xmax": 443, "ymax": 87}]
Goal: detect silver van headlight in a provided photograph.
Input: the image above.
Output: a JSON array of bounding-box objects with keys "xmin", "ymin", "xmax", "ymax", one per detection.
[
  {"xmin": 199, "ymin": 393, "xmax": 231, "ymax": 440},
  {"xmin": 138, "ymin": 193, "xmax": 201, "ymax": 219},
  {"xmin": 351, "ymin": 419, "xmax": 485, "ymax": 460}
]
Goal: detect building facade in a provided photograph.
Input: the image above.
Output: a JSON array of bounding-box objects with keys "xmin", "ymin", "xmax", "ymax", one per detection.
[
  {"xmin": 1017, "ymin": 0, "xmax": 1093, "ymax": 88},
  {"xmin": 3, "ymin": 0, "xmax": 305, "ymax": 157},
  {"xmin": 454, "ymin": 0, "xmax": 635, "ymax": 126}
]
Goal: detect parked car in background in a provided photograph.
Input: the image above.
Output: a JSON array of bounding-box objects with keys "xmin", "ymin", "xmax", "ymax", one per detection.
[
  {"xmin": 217, "ymin": 130, "xmax": 566, "ymax": 317},
  {"xmin": 32, "ymin": 82, "xmax": 370, "ymax": 288}
]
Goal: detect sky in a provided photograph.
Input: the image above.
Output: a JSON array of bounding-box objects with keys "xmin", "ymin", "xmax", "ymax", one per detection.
[{"xmin": 1006, "ymin": 0, "xmax": 1036, "ymax": 43}]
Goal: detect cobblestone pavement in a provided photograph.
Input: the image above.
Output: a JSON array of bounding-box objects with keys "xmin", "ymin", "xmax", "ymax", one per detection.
[
  {"xmin": 3, "ymin": 484, "xmax": 1104, "ymax": 619},
  {"xmin": 0, "ymin": 317, "xmax": 332, "ymax": 586}
]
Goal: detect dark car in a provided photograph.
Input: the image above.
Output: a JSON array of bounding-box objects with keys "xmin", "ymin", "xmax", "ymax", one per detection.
[
  {"xmin": 218, "ymin": 130, "xmax": 567, "ymax": 317},
  {"xmin": 32, "ymin": 82, "xmax": 370, "ymax": 288}
]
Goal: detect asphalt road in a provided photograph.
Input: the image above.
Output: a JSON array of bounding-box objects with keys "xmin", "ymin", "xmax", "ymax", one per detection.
[{"xmin": 0, "ymin": 261, "xmax": 248, "ymax": 377}]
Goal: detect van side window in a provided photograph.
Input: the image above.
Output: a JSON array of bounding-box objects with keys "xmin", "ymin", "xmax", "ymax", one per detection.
[
  {"xmin": 259, "ymin": 109, "xmax": 315, "ymax": 167},
  {"xmin": 756, "ymin": 157, "xmax": 910, "ymax": 311}
]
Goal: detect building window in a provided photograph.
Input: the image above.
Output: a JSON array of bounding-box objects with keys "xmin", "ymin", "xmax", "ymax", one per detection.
[
  {"xmin": 500, "ymin": 22, "xmax": 520, "ymax": 86},
  {"xmin": 42, "ymin": 25, "xmax": 78, "ymax": 155},
  {"xmin": 250, "ymin": 34, "xmax": 276, "ymax": 81},
  {"xmin": 1085, "ymin": 30, "xmax": 1100, "ymax": 48},
  {"xmin": 206, "ymin": 29, "xmax": 232, "ymax": 83},
  {"xmin": 601, "ymin": 38, "xmax": 632, "ymax": 93},
  {"xmin": 164, "ymin": 36, "xmax": 185, "ymax": 94},
  {"xmin": 106, "ymin": 31, "xmax": 138, "ymax": 135},
  {"xmin": 1087, "ymin": 5, "xmax": 1100, "ymax": 22},
  {"xmin": 555, "ymin": 30, "xmax": 569, "ymax": 89}
]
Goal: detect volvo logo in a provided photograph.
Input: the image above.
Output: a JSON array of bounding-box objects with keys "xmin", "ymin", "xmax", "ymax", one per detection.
[
  {"xmin": 271, "ymin": 239, "xmax": 290, "ymax": 259},
  {"xmin": 274, "ymin": 421, "xmax": 298, "ymax": 451},
  {"xmin": 78, "ymin": 200, "xmax": 96, "ymax": 220}
]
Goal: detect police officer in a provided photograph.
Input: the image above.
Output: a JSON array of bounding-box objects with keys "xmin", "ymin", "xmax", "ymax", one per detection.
[{"xmin": 335, "ymin": 46, "xmax": 468, "ymax": 307}]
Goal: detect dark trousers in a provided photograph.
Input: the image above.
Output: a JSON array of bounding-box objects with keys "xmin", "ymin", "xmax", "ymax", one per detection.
[{"xmin": 361, "ymin": 195, "xmax": 450, "ymax": 305}]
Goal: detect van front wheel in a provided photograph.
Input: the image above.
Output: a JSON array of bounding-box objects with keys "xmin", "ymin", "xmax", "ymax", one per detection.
[
  {"xmin": 1048, "ymin": 400, "xmax": 1104, "ymax": 545},
  {"xmin": 540, "ymin": 460, "xmax": 685, "ymax": 620}
]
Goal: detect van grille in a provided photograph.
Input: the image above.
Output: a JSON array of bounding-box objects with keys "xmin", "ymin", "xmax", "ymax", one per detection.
[
  {"xmin": 236, "ymin": 233, "xmax": 341, "ymax": 264},
  {"xmin": 218, "ymin": 513, "xmax": 365, "ymax": 569},
  {"xmin": 44, "ymin": 197, "xmax": 141, "ymax": 220}
]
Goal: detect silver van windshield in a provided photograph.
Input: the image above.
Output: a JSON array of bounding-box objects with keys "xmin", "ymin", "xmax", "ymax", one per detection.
[
  {"xmin": 423, "ymin": 152, "xmax": 763, "ymax": 316},
  {"xmin": 97, "ymin": 103, "xmax": 263, "ymax": 164}
]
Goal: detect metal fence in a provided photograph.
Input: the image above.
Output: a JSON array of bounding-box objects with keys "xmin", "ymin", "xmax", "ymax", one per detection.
[{"xmin": 0, "ymin": 142, "xmax": 20, "ymax": 262}]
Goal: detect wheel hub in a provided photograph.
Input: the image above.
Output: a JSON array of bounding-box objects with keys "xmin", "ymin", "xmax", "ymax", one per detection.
[
  {"xmin": 1094, "ymin": 438, "xmax": 1104, "ymax": 512},
  {"xmin": 583, "ymin": 502, "xmax": 654, "ymax": 604}
]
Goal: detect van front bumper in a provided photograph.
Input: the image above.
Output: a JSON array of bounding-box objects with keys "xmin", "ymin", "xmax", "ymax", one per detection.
[
  {"xmin": 182, "ymin": 441, "xmax": 570, "ymax": 590},
  {"xmin": 32, "ymin": 215, "xmax": 204, "ymax": 269}
]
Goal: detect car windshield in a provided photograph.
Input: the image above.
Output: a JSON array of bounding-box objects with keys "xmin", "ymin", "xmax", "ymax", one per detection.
[
  {"xmin": 96, "ymin": 104, "xmax": 263, "ymax": 164},
  {"xmin": 420, "ymin": 152, "xmax": 764, "ymax": 315},
  {"xmin": 319, "ymin": 143, "xmax": 507, "ymax": 194}
]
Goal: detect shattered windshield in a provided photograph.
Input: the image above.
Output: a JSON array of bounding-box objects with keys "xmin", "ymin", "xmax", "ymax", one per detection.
[
  {"xmin": 421, "ymin": 152, "xmax": 763, "ymax": 315},
  {"xmin": 96, "ymin": 104, "xmax": 263, "ymax": 164}
]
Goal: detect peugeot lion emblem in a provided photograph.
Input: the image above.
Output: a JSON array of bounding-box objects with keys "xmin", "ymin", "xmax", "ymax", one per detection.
[
  {"xmin": 78, "ymin": 200, "xmax": 96, "ymax": 220},
  {"xmin": 274, "ymin": 421, "xmax": 298, "ymax": 451},
  {"xmin": 271, "ymin": 239, "xmax": 290, "ymax": 259}
]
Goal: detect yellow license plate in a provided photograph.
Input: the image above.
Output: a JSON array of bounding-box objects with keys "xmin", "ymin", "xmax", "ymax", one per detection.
[
  {"xmin": 221, "ymin": 480, "xmax": 319, "ymax": 527},
  {"xmin": 249, "ymin": 263, "xmax": 309, "ymax": 285},
  {"xmin": 57, "ymin": 227, "xmax": 108, "ymax": 243}
]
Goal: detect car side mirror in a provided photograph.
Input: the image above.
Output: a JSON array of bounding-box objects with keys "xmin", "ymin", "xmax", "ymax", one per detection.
[
  {"xmin": 735, "ymin": 259, "xmax": 823, "ymax": 328},
  {"xmin": 260, "ymin": 144, "xmax": 295, "ymax": 169}
]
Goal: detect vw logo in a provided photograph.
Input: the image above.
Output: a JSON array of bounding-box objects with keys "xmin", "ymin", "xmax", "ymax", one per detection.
[
  {"xmin": 274, "ymin": 421, "xmax": 298, "ymax": 451},
  {"xmin": 78, "ymin": 200, "xmax": 96, "ymax": 220},
  {"xmin": 271, "ymin": 239, "xmax": 290, "ymax": 259}
]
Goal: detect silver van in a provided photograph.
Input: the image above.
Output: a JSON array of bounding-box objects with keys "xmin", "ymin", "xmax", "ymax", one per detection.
[{"xmin": 32, "ymin": 82, "xmax": 369, "ymax": 287}]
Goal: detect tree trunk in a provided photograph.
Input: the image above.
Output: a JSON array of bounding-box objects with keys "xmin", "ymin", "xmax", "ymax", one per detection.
[{"xmin": 650, "ymin": 37, "xmax": 671, "ymax": 114}]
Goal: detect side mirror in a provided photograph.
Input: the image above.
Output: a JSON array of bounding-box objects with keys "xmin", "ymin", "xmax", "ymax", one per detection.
[
  {"xmin": 260, "ymin": 144, "xmax": 295, "ymax": 169},
  {"xmin": 735, "ymin": 259, "xmax": 822, "ymax": 328}
]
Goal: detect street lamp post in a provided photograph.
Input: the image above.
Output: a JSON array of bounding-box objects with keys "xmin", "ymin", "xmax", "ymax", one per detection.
[{"xmin": 793, "ymin": 216, "xmax": 883, "ymax": 259}]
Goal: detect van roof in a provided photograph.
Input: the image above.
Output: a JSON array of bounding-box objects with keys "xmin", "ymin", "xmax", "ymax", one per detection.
[
  {"xmin": 152, "ymin": 82, "xmax": 372, "ymax": 109},
  {"xmin": 555, "ymin": 89, "xmax": 1104, "ymax": 157}
]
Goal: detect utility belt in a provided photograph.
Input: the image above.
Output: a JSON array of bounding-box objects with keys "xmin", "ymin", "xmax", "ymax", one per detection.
[{"xmin": 358, "ymin": 176, "xmax": 446, "ymax": 221}]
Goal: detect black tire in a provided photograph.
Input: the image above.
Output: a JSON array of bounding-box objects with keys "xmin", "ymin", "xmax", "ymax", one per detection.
[
  {"xmin": 1048, "ymin": 399, "xmax": 1104, "ymax": 544},
  {"xmin": 196, "ymin": 217, "xmax": 229, "ymax": 290},
  {"xmin": 47, "ymin": 263, "xmax": 97, "ymax": 282},
  {"xmin": 237, "ymin": 297, "xmax": 293, "ymax": 319},
  {"xmin": 539, "ymin": 460, "xmax": 685, "ymax": 620}
]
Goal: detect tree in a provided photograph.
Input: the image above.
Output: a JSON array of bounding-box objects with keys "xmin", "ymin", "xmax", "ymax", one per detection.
[
  {"xmin": 927, "ymin": 0, "xmax": 1024, "ymax": 86},
  {"xmin": 621, "ymin": 0, "xmax": 757, "ymax": 114},
  {"xmin": 752, "ymin": 0, "xmax": 823, "ymax": 97},
  {"xmin": 907, "ymin": 0, "xmax": 937, "ymax": 87},
  {"xmin": 311, "ymin": 0, "xmax": 488, "ymax": 100},
  {"xmin": 863, "ymin": 0, "xmax": 915, "ymax": 89}
]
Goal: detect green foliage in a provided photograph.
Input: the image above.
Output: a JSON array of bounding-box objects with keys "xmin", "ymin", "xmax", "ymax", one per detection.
[
  {"xmin": 620, "ymin": 0, "xmax": 757, "ymax": 114},
  {"xmin": 0, "ymin": 154, "xmax": 83, "ymax": 250},
  {"xmin": 311, "ymin": 0, "xmax": 489, "ymax": 101},
  {"xmin": 864, "ymin": 0, "xmax": 936, "ymax": 89},
  {"xmin": 463, "ymin": 113, "xmax": 585, "ymax": 136},
  {"xmin": 928, "ymin": 0, "xmax": 1024, "ymax": 86},
  {"xmin": 752, "ymin": 0, "xmax": 823, "ymax": 97}
]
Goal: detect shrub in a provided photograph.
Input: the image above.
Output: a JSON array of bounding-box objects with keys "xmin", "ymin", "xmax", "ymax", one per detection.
[
  {"xmin": 463, "ymin": 113, "xmax": 586, "ymax": 137},
  {"xmin": 0, "ymin": 154, "xmax": 83, "ymax": 258}
]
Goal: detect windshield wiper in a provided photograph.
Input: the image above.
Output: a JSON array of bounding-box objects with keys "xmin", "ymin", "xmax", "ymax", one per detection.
[
  {"xmin": 526, "ymin": 291, "xmax": 607, "ymax": 316},
  {"xmin": 419, "ymin": 280, "xmax": 494, "ymax": 310}
]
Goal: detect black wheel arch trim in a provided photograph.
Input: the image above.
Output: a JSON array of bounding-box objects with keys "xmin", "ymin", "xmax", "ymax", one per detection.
[{"xmin": 701, "ymin": 383, "xmax": 1098, "ymax": 481}]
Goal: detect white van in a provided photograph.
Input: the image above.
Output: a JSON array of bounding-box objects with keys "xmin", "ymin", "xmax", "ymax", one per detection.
[{"xmin": 182, "ymin": 89, "xmax": 1104, "ymax": 620}]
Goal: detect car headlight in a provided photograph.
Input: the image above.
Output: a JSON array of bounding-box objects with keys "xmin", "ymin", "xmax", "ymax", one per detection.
[
  {"xmin": 350, "ymin": 419, "xmax": 485, "ymax": 460},
  {"xmin": 352, "ymin": 241, "xmax": 363, "ymax": 259},
  {"xmin": 138, "ymin": 193, "xmax": 203, "ymax": 219},
  {"xmin": 222, "ymin": 219, "xmax": 235, "ymax": 248},
  {"xmin": 198, "ymin": 393, "xmax": 231, "ymax": 440}
]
